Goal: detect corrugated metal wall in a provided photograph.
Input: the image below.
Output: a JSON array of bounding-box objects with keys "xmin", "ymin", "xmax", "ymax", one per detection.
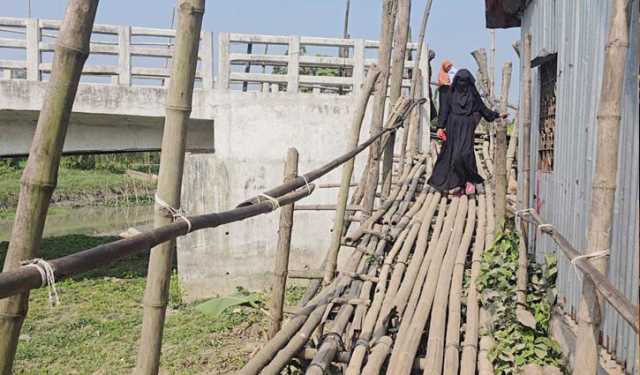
[{"xmin": 517, "ymin": 0, "xmax": 639, "ymax": 373}]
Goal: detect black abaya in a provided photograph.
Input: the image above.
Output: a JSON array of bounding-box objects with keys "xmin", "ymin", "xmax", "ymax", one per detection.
[{"xmin": 428, "ymin": 69, "xmax": 500, "ymax": 192}]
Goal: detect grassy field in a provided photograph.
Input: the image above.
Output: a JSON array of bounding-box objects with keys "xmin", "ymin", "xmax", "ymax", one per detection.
[
  {"xmin": 0, "ymin": 235, "xmax": 301, "ymax": 374},
  {"xmin": 0, "ymin": 159, "xmax": 156, "ymax": 212}
]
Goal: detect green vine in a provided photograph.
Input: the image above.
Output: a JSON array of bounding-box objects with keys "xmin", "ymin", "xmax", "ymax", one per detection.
[{"xmin": 477, "ymin": 230, "xmax": 566, "ymax": 374}]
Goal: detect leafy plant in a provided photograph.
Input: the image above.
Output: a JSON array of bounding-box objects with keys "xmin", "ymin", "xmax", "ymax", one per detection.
[{"xmin": 477, "ymin": 230, "xmax": 565, "ymax": 374}]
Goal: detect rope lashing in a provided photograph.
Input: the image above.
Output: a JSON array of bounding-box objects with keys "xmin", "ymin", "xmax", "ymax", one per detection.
[
  {"xmin": 301, "ymin": 175, "xmax": 313, "ymax": 194},
  {"xmin": 515, "ymin": 208, "xmax": 534, "ymax": 217},
  {"xmin": 571, "ymin": 249, "xmax": 610, "ymax": 282},
  {"xmin": 22, "ymin": 259, "xmax": 59, "ymax": 306},
  {"xmin": 154, "ymin": 194, "xmax": 192, "ymax": 234},
  {"xmin": 257, "ymin": 193, "xmax": 280, "ymax": 210},
  {"xmin": 537, "ymin": 223, "xmax": 553, "ymax": 233}
]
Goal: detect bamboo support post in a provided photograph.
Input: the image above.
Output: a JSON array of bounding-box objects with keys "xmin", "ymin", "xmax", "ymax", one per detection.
[
  {"xmin": 269, "ymin": 148, "xmax": 299, "ymax": 338},
  {"xmin": 382, "ymin": 0, "xmax": 410, "ymax": 196},
  {"xmin": 0, "ymin": 2, "xmax": 99, "ymax": 373},
  {"xmin": 494, "ymin": 61, "xmax": 512, "ymax": 228},
  {"xmin": 520, "ymin": 34, "xmax": 532, "ymax": 233},
  {"xmin": 575, "ymin": 2, "xmax": 629, "ymax": 370},
  {"xmin": 135, "ymin": 1, "xmax": 205, "ymax": 373},
  {"xmin": 423, "ymin": 196, "xmax": 470, "ymax": 374},
  {"xmin": 323, "ymin": 66, "xmax": 381, "ymax": 285},
  {"xmin": 362, "ymin": 0, "xmax": 397, "ymax": 214},
  {"xmin": 478, "ymin": 180, "xmax": 496, "ymax": 375},
  {"xmin": 402, "ymin": 0, "xmax": 434, "ymax": 173},
  {"xmin": 459, "ymin": 194, "xmax": 487, "ymax": 375}
]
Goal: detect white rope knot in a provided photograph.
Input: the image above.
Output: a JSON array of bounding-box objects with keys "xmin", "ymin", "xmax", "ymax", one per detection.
[
  {"xmin": 571, "ymin": 249, "xmax": 610, "ymax": 266},
  {"xmin": 537, "ymin": 223, "xmax": 553, "ymax": 233},
  {"xmin": 22, "ymin": 259, "xmax": 59, "ymax": 306},
  {"xmin": 257, "ymin": 193, "xmax": 280, "ymax": 210},
  {"xmin": 571, "ymin": 249, "xmax": 610, "ymax": 282},
  {"xmin": 515, "ymin": 208, "xmax": 534, "ymax": 217},
  {"xmin": 155, "ymin": 194, "xmax": 192, "ymax": 234},
  {"xmin": 301, "ymin": 175, "xmax": 312, "ymax": 194}
]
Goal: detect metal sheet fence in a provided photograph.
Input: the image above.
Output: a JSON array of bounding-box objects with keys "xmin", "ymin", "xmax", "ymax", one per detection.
[{"xmin": 518, "ymin": 0, "xmax": 639, "ymax": 373}]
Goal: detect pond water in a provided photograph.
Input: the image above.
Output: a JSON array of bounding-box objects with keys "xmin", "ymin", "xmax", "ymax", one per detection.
[{"xmin": 0, "ymin": 204, "xmax": 154, "ymax": 241}]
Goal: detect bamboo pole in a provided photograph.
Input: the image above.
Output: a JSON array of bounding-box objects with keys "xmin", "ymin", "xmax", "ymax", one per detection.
[
  {"xmin": 307, "ymin": 235, "xmax": 381, "ymax": 374},
  {"xmin": 387, "ymin": 197, "xmax": 460, "ymax": 375},
  {"xmin": 494, "ymin": 62, "xmax": 512, "ymax": 227},
  {"xmin": 361, "ymin": 336, "xmax": 393, "ymax": 375},
  {"xmin": 443, "ymin": 198, "xmax": 478, "ymax": 375},
  {"xmin": 406, "ymin": 68, "xmax": 425, "ymax": 160},
  {"xmin": 135, "ymin": 1, "xmax": 205, "ymax": 373},
  {"xmin": 423, "ymin": 196, "xmax": 470, "ymax": 374},
  {"xmin": 401, "ymin": 0, "xmax": 434, "ymax": 173},
  {"xmin": 269, "ymin": 148, "xmax": 299, "ymax": 338},
  {"xmin": 362, "ymin": 0, "xmax": 397, "ymax": 214},
  {"xmin": 0, "ymin": 1, "xmax": 99, "ymax": 372},
  {"xmin": 478, "ymin": 180, "xmax": 496, "ymax": 375},
  {"xmin": 385, "ymin": 191, "xmax": 442, "ymax": 318},
  {"xmin": 382, "ymin": 0, "xmax": 410, "ymax": 196},
  {"xmin": 389, "ymin": 195, "xmax": 447, "ymax": 348},
  {"xmin": 0, "ymin": 188, "xmax": 313, "ymax": 300},
  {"xmin": 345, "ymin": 227, "xmax": 412, "ymax": 374},
  {"xmin": 323, "ymin": 66, "xmax": 381, "ymax": 285},
  {"xmin": 241, "ymin": 232, "xmax": 370, "ymax": 375},
  {"xmin": 520, "ymin": 34, "xmax": 532, "ymax": 232},
  {"xmin": 459, "ymin": 194, "xmax": 487, "ymax": 375},
  {"xmin": 373, "ymin": 194, "xmax": 441, "ymax": 336},
  {"xmin": 520, "ymin": 212, "xmax": 639, "ymax": 331},
  {"xmin": 574, "ymin": 1, "xmax": 629, "ymax": 370}
]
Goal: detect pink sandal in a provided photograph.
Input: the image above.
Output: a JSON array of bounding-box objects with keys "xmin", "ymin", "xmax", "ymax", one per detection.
[{"xmin": 465, "ymin": 182, "xmax": 476, "ymax": 195}]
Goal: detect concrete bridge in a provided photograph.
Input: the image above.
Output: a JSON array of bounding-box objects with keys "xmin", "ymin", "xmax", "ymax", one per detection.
[
  {"xmin": 0, "ymin": 17, "xmax": 428, "ymax": 157},
  {"xmin": 0, "ymin": 17, "xmax": 432, "ymax": 298}
]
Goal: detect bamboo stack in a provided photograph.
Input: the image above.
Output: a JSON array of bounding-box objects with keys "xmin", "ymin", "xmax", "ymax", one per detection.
[{"xmin": 240, "ymin": 161, "xmax": 497, "ymax": 374}]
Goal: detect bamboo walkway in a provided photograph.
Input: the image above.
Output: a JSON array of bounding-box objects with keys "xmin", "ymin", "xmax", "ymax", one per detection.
[{"xmin": 240, "ymin": 141, "xmax": 498, "ymax": 375}]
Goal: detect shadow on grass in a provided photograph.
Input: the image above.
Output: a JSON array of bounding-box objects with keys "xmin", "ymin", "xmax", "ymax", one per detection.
[{"xmin": 0, "ymin": 234, "xmax": 176, "ymax": 280}]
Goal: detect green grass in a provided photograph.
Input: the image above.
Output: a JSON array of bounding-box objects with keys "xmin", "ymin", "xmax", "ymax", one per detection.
[
  {"xmin": 0, "ymin": 167, "xmax": 155, "ymax": 210},
  {"xmin": 0, "ymin": 235, "xmax": 281, "ymax": 374}
]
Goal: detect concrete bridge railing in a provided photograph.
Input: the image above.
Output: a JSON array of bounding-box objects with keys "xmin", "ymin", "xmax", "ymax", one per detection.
[
  {"xmin": 0, "ymin": 17, "xmax": 214, "ymax": 88},
  {"xmin": 1, "ymin": 17, "xmax": 430, "ymax": 95},
  {"xmin": 218, "ymin": 32, "xmax": 429, "ymax": 95}
]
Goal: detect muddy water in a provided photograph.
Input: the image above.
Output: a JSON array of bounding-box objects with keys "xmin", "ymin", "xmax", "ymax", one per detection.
[{"xmin": 0, "ymin": 204, "xmax": 153, "ymax": 241}]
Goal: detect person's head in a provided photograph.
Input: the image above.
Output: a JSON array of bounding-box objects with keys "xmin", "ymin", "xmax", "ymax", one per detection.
[
  {"xmin": 452, "ymin": 69, "xmax": 475, "ymax": 92},
  {"xmin": 441, "ymin": 59, "xmax": 453, "ymax": 72}
]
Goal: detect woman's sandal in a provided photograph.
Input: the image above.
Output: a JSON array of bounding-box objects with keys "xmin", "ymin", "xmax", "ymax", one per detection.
[{"xmin": 465, "ymin": 182, "xmax": 476, "ymax": 195}]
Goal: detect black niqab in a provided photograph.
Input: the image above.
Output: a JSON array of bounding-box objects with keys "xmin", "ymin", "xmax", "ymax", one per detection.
[{"xmin": 450, "ymin": 69, "xmax": 479, "ymax": 115}]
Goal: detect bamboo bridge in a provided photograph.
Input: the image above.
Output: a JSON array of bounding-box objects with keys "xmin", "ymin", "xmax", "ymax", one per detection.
[{"xmin": 0, "ymin": 0, "xmax": 637, "ymax": 374}]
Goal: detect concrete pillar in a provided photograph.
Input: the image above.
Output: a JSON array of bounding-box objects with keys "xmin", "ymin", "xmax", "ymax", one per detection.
[
  {"xmin": 118, "ymin": 25, "xmax": 131, "ymax": 86},
  {"xmin": 200, "ymin": 31, "xmax": 214, "ymax": 89},
  {"xmin": 25, "ymin": 18, "xmax": 40, "ymax": 81},
  {"xmin": 287, "ymin": 35, "xmax": 300, "ymax": 93},
  {"xmin": 352, "ymin": 39, "xmax": 365, "ymax": 97},
  {"xmin": 217, "ymin": 32, "xmax": 230, "ymax": 90}
]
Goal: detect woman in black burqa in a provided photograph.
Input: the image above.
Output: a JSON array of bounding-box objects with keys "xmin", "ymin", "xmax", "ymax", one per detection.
[{"xmin": 427, "ymin": 69, "xmax": 507, "ymax": 194}]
